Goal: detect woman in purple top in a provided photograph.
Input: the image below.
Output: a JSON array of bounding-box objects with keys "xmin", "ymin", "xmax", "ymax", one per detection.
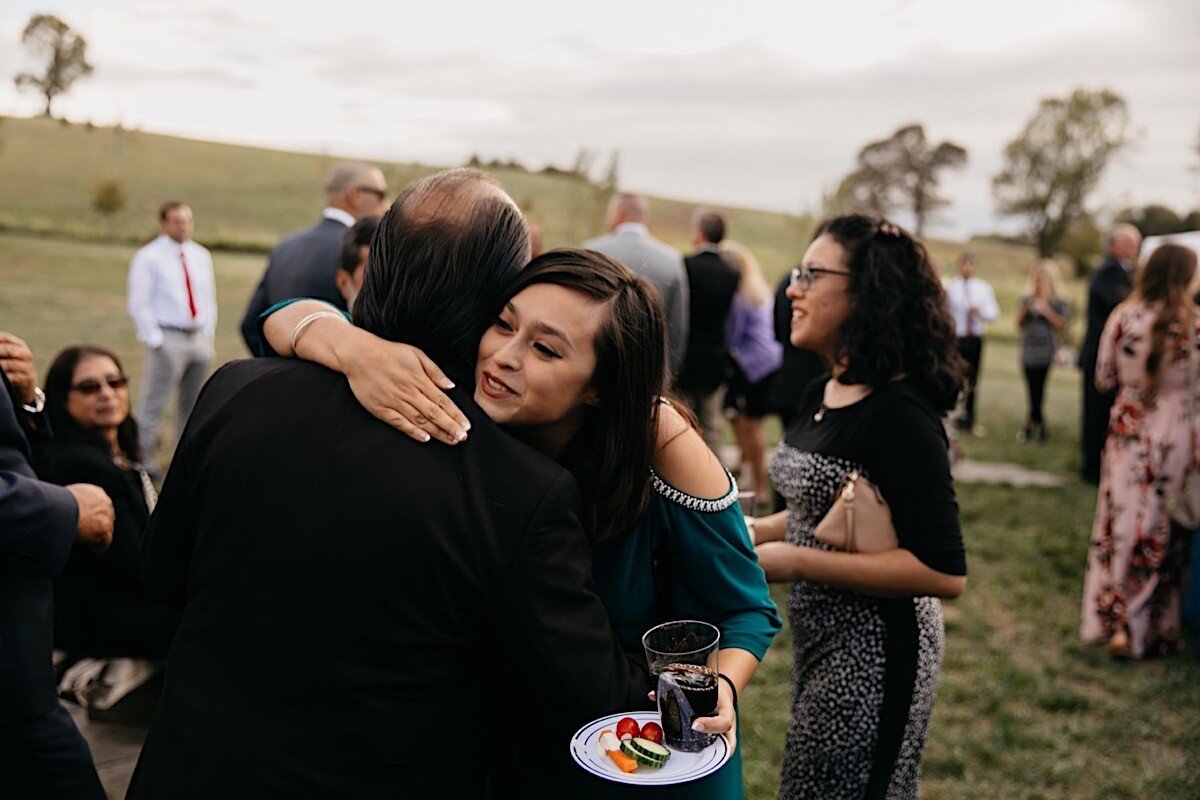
[{"xmin": 721, "ymin": 240, "xmax": 784, "ymax": 507}]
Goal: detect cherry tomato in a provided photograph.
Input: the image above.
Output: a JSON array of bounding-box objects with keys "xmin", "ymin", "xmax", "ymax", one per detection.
[
  {"xmin": 615, "ymin": 717, "xmax": 640, "ymax": 740},
  {"xmin": 640, "ymin": 722, "xmax": 664, "ymax": 744}
]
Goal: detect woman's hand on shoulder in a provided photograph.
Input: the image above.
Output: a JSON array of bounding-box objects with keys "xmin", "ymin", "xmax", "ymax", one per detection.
[
  {"xmin": 335, "ymin": 328, "xmax": 471, "ymax": 446},
  {"xmin": 653, "ymin": 400, "xmax": 729, "ymax": 499}
]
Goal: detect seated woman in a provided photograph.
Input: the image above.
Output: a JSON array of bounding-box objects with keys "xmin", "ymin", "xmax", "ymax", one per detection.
[
  {"xmin": 260, "ymin": 248, "xmax": 781, "ymax": 798},
  {"xmin": 34, "ymin": 346, "xmax": 179, "ymax": 708}
]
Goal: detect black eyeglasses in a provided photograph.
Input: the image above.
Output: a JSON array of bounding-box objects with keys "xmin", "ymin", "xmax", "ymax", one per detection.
[
  {"xmin": 71, "ymin": 376, "xmax": 128, "ymax": 395},
  {"xmin": 790, "ymin": 265, "xmax": 851, "ymax": 291},
  {"xmin": 355, "ymin": 186, "xmax": 387, "ymax": 200}
]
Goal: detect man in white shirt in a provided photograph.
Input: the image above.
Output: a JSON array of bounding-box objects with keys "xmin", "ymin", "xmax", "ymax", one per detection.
[
  {"xmin": 127, "ymin": 202, "xmax": 217, "ymax": 474},
  {"xmin": 945, "ymin": 251, "xmax": 999, "ymax": 436}
]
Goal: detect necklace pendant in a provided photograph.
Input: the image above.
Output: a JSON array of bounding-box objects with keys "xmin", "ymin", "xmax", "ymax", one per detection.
[{"xmin": 813, "ymin": 407, "xmax": 826, "ymax": 422}]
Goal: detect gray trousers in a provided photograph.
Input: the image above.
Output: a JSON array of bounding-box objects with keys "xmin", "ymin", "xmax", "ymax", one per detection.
[{"xmin": 137, "ymin": 330, "xmax": 212, "ymax": 473}]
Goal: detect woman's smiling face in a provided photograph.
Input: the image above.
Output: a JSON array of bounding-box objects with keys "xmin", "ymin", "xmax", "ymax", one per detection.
[{"xmin": 474, "ymin": 283, "xmax": 605, "ymax": 428}]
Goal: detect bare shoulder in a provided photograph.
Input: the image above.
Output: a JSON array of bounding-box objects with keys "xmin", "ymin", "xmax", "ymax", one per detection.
[{"xmin": 653, "ymin": 401, "xmax": 731, "ymax": 499}]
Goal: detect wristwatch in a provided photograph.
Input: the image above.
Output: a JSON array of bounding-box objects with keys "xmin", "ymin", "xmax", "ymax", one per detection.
[{"xmin": 21, "ymin": 387, "xmax": 45, "ymax": 414}]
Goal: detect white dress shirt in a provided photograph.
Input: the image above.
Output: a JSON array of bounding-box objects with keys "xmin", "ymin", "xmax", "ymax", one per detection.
[
  {"xmin": 322, "ymin": 207, "xmax": 355, "ymax": 227},
  {"xmin": 946, "ymin": 276, "xmax": 1000, "ymax": 337},
  {"xmin": 127, "ymin": 235, "xmax": 217, "ymax": 348}
]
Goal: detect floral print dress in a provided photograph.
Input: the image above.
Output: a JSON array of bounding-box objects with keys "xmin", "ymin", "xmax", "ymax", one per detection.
[{"xmin": 1080, "ymin": 301, "xmax": 1200, "ymax": 657}]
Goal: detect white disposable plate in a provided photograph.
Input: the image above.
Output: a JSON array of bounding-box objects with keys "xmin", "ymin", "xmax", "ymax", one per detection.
[{"xmin": 568, "ymin": 711, "xmax": 732, "ymax": 786}]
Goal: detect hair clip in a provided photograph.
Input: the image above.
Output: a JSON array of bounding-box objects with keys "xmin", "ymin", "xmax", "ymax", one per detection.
[{"xmin": 877, "ymin": 221, "xmax": 903, "ymax": 238}]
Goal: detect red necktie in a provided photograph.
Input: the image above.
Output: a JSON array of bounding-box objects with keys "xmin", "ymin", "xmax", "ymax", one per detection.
[{"xmin": 180, "ymin": 247, "xmax": 198, "ymax": 319}]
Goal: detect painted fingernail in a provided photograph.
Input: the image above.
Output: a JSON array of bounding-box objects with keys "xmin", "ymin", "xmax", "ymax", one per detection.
[
  {"xmin": 463, "ymin": 420, "xmax": 471, "ymax": 431},
  {"xmin": 440, "ymin": 379, "xmax": 456, "ymax": 389},
  {"xmin": 691, "ymin": 721, "xmax": 705, "ymax": 732},
  {"xmin": 456, "ymin": 430, "xmax": 468, "ymax": 442},
  {"xmin": 420, "ymin": 433, "xmax": 431, "ymax": 442}
]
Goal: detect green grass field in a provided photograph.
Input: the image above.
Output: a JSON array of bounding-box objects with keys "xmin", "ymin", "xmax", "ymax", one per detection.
[{"xmin": 1, "ymin": 119, "xmax": 1197, "ymax": 799}]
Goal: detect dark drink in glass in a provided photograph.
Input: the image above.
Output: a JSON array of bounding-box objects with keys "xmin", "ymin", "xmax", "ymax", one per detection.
[{"xmin": 656, "ymin": 663, "xmax": 719, "ymax": 752}]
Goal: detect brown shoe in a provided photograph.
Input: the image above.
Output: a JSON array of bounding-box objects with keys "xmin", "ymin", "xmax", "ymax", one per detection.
[{"xmin": 1105, "ymin": 626, "xmax": 1132, "ymax": 659}]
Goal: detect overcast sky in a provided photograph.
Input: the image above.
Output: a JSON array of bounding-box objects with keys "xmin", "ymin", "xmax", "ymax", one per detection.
[{"xmin": 2, "ymin": 0, "xmax": 1197, "ymax": 238}]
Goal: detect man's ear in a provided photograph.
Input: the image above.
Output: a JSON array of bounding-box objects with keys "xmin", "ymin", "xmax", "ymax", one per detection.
[{"xmin": 335, "ymin": 270, "xmax": 352, "ymax": 302}]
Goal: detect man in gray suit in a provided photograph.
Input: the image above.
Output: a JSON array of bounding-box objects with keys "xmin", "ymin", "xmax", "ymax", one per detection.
[
  {"xmin": 240, "ymin": 162, "xmax": 388, "ymax": 353},
  {"xmin": 584, "ymin": 194, "xmax": 689, "ymax": 378}
]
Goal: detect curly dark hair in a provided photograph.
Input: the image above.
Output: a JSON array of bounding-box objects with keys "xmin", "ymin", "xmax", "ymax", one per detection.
[{"xmin": 816, "ymin": 214, "xmax": 965, "ymax": 411}]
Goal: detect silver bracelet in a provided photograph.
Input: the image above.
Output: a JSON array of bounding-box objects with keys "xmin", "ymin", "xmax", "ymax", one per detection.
[
  {"xmin": 290, "ymin": 311, "xmax": 344, "ymax": 354},
  {"xmin": 21, "ymin": 386, "xmax": 46, "ymax": 414}
]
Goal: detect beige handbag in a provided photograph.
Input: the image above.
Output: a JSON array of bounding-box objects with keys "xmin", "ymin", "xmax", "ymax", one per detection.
[{"xmin": 813, "ymin": 471, "xmax": 900, "ymax": 553}]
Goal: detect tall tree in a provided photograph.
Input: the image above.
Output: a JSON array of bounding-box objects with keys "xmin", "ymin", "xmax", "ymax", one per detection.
[
  {"xmin": 833, "ymin": 124, "xmax": 967, "ymax": 236},
  {"xmin": 14, "ymin": 14, "xmax": 93, "ymax": 119},
  {"xmin": 992, "ymin": 88, "xmax": 1133, "ymax": 258}
]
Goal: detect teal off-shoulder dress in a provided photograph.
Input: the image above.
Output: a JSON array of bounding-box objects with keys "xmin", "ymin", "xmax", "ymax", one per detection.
[{"xmin": 578, "ymin": 469, "xmax": 782, "ymax": 799}]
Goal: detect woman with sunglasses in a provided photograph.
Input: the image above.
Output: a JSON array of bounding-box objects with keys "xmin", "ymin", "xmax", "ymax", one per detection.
[
  {"xmin": 750, "ymin": 216, "xmax": 967, "ymax": 800},
  {"xmin": 34, "ymin": 347, "xmax": 179, "ymax": 689}
]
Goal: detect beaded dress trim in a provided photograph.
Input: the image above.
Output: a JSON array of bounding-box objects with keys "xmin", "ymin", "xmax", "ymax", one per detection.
[{"xmin": 649, "ymin": 468, "xmax": 739, "ymax": 513}]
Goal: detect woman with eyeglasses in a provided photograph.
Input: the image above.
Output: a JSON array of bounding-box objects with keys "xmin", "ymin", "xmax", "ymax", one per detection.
[
  {"xmin": 33, "ymin": 346, "xmax": 179, "ymax": 682},
  {"xmin": 749, "ymin": 216, "xmax": 967, "ymax": 800}
]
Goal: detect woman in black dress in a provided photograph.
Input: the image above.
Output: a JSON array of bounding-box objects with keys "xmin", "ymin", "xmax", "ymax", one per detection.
[
  {"xmin": 750, "ymin": 216, "xmax": 968, "ymax": 800},
  {"xmin": 35, "ymin": 346, "xmax": 178, "ymax": 667}
]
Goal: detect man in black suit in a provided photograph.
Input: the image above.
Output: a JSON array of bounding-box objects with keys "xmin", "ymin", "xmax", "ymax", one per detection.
[
  {"xmin": 1079, "ymin": 224, "xmax": 1141, "ymax": 484},
  {"xmin": 677, "ymin": 210, "xmax": 740, "ymax": 452},
  {"xmin": 0, "ymin": 332, "xmax": 114, "ymax": 798},
  {"xmin": 128, "ymin": 169, "xmax": 653, "ymax": 800},
  {"xmin": 239, "ymin": 161, "xmax": 388, "ymax": 353}
]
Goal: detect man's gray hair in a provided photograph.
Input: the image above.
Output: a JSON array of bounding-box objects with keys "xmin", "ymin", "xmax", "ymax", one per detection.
[
  {"xmin": 1106, "ymin": 223, "xmax": 1141, "ymax": 249},
  {"xmin": 325, "ymin": 162, "xmax": 378, "ymax": 197}
]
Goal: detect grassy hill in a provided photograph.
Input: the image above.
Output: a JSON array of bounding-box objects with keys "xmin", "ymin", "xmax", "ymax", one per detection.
[{"xmin": 0, "ymin": 116, "xmax": 1044, "ymax": 284}]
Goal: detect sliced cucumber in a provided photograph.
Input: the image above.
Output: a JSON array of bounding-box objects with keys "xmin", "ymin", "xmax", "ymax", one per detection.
[
  {"xmin": 620, "ymin": 737, "xmax": 671, "ymax": 768},
  {"xmin": 628, "ymin": 737, "xmax": 671, "ymax": 761}
]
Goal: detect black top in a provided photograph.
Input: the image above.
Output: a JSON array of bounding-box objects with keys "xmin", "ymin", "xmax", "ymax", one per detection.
[
  {"xmin": 784, "ymin": 378, "xmax": 966, "ymax": 576},
  {"xmin": 239, "ymin": 216, "xmax": 350, "ymax": 353},
  {"xmin": 1079, "ymin": 255, "xmax": 1133, "ymax": 375},
  {"xmin": 0, "ymin": 369, "xmax": 78, "ymax": 723},
  {"xmin": 128, "ymin": 358, "xmax": 651, "ymax": 800},
  {"xmin": 34, "ymin": 442, "xmax": 178, "ymax": 661},
  {"xmin": 678, "ymin": 250, "xmax": 740, "ymax": 393}
]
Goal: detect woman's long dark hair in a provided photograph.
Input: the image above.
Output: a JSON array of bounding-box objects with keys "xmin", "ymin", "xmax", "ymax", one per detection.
[
  {"xmin": 816, "ymin": 215, "xmax": 965, "ymax": 411},
  {"xmin": 1131, "ymin": 242, "xmax": 1198, "ymax": 400},
  {"xmin": 497, "ymin": 249, "xmax": 667, "ymax": 546},
  {"xmin": 43, "ymin": 346, "xmax": 140, "ymax": 462}
]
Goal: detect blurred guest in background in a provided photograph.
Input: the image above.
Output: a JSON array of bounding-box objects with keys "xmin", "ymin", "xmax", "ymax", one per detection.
[
  {"xmin": 719, "ymin": 240, "xmax": 783, "ymax": 506},
  {"xmin": 239, "ymin": 162, "xmax": 388, "ymax": 352},
  {"xmin": 677, "ymin": 210, "xmax": 739, "ymax": 451},
  {"xmin": 1015, "ymin": 259, "xmax": 1070, "ymax": 443},
  {"xmin": 35, "ymin": 347, "xmax": 179, "ymax": 700},
  {"xmin": 0, "ymin": 332, "xmax": 113, "ymax": 799},
  {"xmin": 584, "ymin": 193, "xmax": 689, "ymax": 379},
  {"xmin": 945, "ymin": 251, "xmax": 999, "ymax": 436},
  {"xmin": 127, "ymin": 202, "xmax": 216, "ymax": 476},
  {"xmin": 1079, "ymin": 224, "xmax": 1142, "ymax": 484},
  {"xmin": 334, "ymin": 216, "xmax": 380, "ymax": 315},
  {"xmin": 1081, "ymin": 243, "xmax": 1198, "ymax": 659}
]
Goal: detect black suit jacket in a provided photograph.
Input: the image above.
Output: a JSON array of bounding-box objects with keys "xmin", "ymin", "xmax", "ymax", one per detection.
[
  {"xmin": 239, "ymin": 217, "xmax": 350, "ymax": 353},
  {"xmin": 1079, "ymin": 256, "xmax": 1133, "ymax": 376},
  {"xmin": 127, "ymin": 359, "xmax": 651, "ymax": 799},
  {"xmin": 0, "ymin": 370, "xmax": 78, "ymax": 724},
  {"xmin": 678, "ymin": 249, "xmax": 740, "ymax": 393},
  {"xmin": 766, "ymin": 274, "xmax": 827, "ymax": 424},
  {"xmin": 34, "ymin": 443, "xmax": 178, "ymax": 661}
]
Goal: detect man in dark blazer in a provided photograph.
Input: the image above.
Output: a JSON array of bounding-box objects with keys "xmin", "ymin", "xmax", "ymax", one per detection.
[
  {"xmin": 1079, "ymin": 224, "xmax": 1141, "ymax": 484},
  {"xmin": 128, "ymin": 170, "xmax": 653, "ymax": 800},
  {"xmin": 239, "ymin": 162, "xmax": 388, "ymax": 353},
  {"xmin": 677, "ymin": 210, "xmax": 740, "ymax": 452},
  {"xmin": 0, "ymin": 333, "xmax": 114, "ymax": 798}
]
